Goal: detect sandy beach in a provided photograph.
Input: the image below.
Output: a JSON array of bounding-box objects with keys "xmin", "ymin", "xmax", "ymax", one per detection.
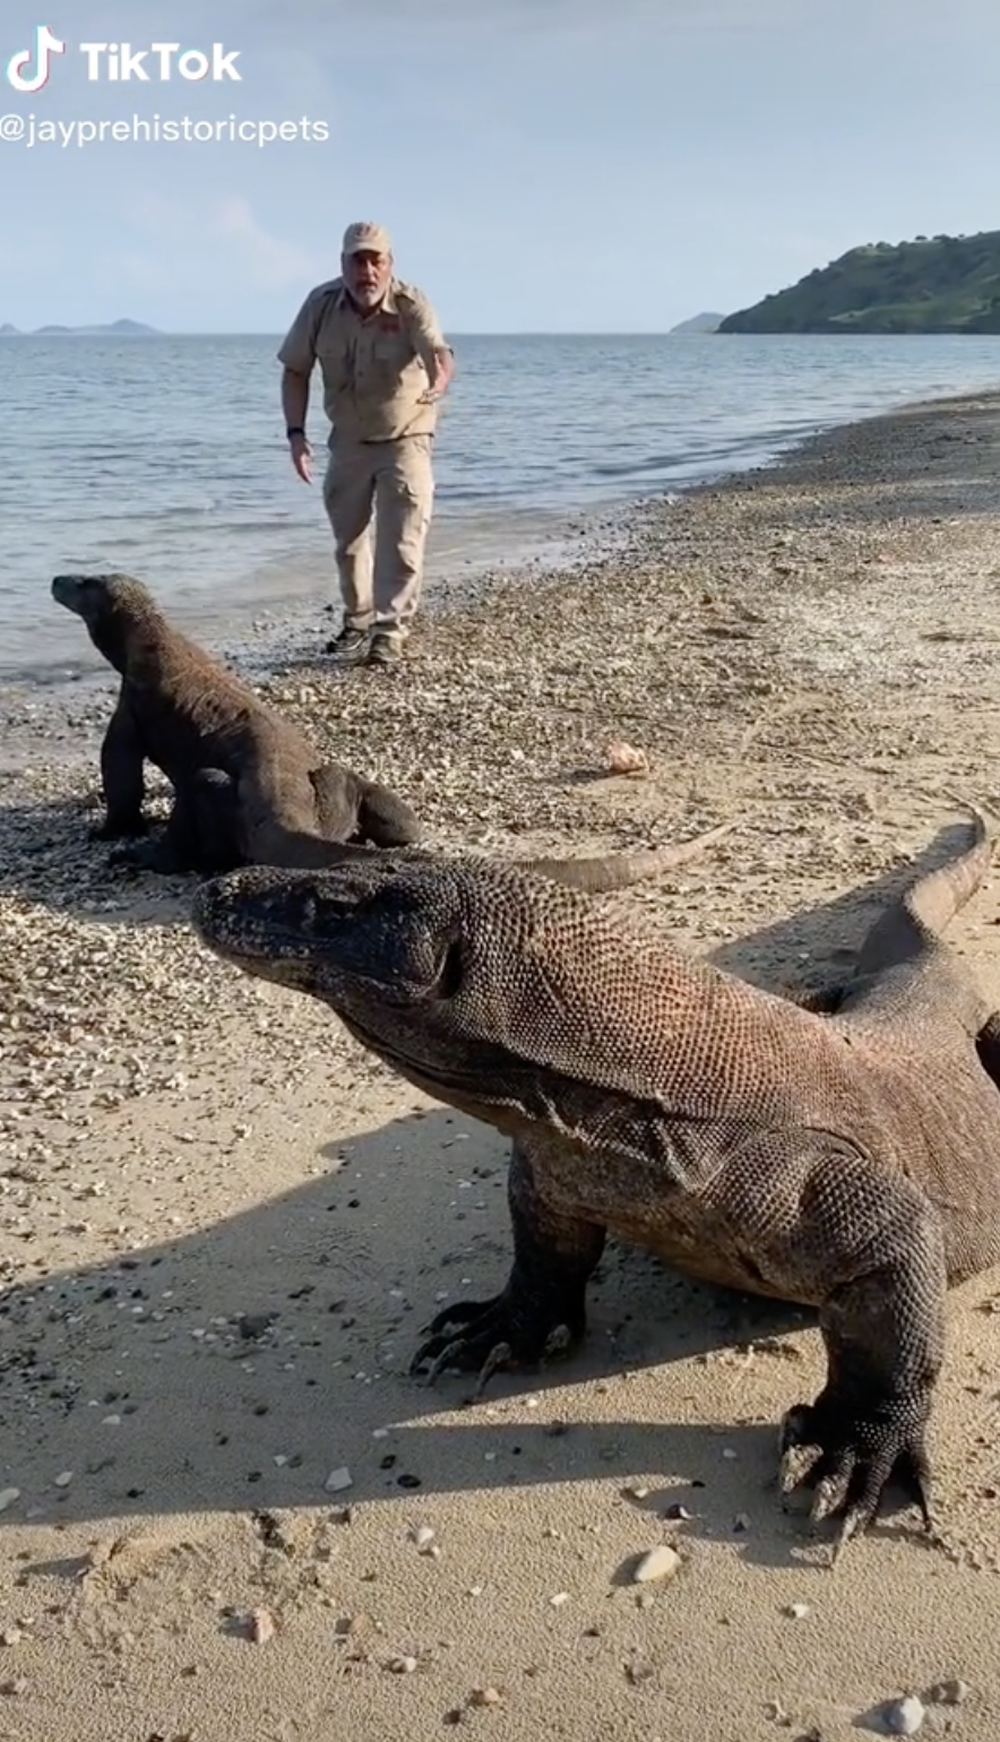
[{"xmin": 4, "ymin": 389, "xmax": 1000, "ymax": 1741}]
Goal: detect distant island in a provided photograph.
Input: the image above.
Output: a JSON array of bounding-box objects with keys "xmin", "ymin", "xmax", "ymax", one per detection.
[
  {"xmin": 0, "ymin": 318, "xmax": 159, "ymax": 335},
  {"xmin": 669, "ymin": 311, "xmax": 724, "ymax": 334},
  {"xmin": 718, "ymin": 230, "xmax": 1000, "ymax": 334}
]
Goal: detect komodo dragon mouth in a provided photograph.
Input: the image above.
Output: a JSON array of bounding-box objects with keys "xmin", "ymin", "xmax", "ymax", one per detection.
[
  {"xmin": 196, "ymin": 896, "xmax": 515, "ymax": 1099},
  {"xmin": 336, "ymin": 1011, "xmax": 515, "ymax": 1106}
]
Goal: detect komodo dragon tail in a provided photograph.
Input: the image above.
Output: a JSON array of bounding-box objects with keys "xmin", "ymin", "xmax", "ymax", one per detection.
[
  {"xmin": 249, "ymin": 819, "xmax": 735, "ymax": 881},
  {"xmin": 851, "ymin": 803, "xmax": 994, "ymax": 982},
  {"xmin": 516, "ymin": 818, "xmax": 735, "ymax": 893}
]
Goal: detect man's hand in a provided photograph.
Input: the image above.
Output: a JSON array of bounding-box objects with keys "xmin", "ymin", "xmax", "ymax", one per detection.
[
  {"xmin": 418, "ymin": 346, "xmax": 454, "ymax": 405},
  {"xmin": 289, "ymin": 432, "xmax": 313, "ymax": 483}
]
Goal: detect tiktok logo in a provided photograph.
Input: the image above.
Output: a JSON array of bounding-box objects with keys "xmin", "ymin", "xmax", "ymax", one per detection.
[{"xmin": 6, "ymin": 23, "xmax": 65, "ymax": 92}]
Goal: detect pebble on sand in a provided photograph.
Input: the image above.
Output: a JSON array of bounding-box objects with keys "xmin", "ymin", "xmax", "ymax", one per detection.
[
  {"xmin": 928, "ymin": 1679, "xmax": 970, "ymax": 1706},
  {"xmin": 324, "ymin": 1467, "xmax": 353, "ymax": 1493},
  {"xmin": 883, "ymin": 1694, "xmax": 925, "ymax": 1736},
  {"xmin": 632, "ymin": 1546, "xmax": 682, "ymax": 1584},
  {"xmin": 469, "ymin": 1686, "xmax": 505, "ymax": 1707},
  {"xmin": 247, "ymin": 1609, "xmax": 277, "ymax": 1644}
]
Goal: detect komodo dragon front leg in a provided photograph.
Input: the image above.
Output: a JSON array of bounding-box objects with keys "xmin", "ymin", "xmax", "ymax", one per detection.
[
  {"xmin": 92, "ymin": 694, "xmax": 148, "ymax": 840},
  {"xmin": 690, "ymin": 1128, "xmax": 944, "ymax": 1556},
  {"xmin": 411, "ymin": 1140, "xmax": 606, "ymax": 1397},
  {"xmin": 418, "ymin": 1123, "xmax": 947, "ymax": 1556}
]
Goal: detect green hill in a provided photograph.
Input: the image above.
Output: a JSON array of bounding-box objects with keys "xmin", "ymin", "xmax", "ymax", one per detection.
[{"xmin": 718, "ymin": 230, "xmax": 1000, "ymax": 334}]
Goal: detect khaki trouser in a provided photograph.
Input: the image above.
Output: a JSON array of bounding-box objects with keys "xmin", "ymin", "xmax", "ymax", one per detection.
[{"xmin": 322, "ymin": 433, "xmax": 434, "ymax": 639}]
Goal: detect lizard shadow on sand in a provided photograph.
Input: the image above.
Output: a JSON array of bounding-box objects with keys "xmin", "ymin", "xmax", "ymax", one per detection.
[
  {"xmin": 0, "ymin": 790, "xmax": 197, "ymax": 928},
  {"xmin": 1, "ymin": 818, "xmax": 994, "ymax": 1570},
  {"xmin": 0, "ymin": 1099, "xmax": 957, "ymax": 1574}
]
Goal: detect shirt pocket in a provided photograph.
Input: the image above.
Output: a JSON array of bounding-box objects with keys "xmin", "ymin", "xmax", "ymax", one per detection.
[
  {"xmin": 367, "ymin": 324, "xmax": 415, "ymax": 388},
  {"xmin": 315, "ymin": 331, "xmax": 354, "ymax": 388}
]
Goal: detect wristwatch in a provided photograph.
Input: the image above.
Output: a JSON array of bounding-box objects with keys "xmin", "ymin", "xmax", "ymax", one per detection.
[{"xmin": 286, "ymin": 425, "xmax": 305, "ymax": 439}]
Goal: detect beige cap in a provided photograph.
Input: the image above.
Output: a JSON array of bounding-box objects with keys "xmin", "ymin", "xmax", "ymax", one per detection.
[{"xmin": 342, "ymin": 220, "xmax": 391, "ymax": 256}]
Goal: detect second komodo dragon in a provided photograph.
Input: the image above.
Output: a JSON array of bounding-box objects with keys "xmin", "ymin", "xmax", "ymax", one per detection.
[
  {"xmin": 191, "ymin": 806, "xmax": 1000, "ymax": 1560},
  {"xmin": 52, "ymin": 571, "xmax": 424, "ymax": 872}
]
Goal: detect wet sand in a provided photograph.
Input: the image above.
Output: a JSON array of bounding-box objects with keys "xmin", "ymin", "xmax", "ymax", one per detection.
[{"xmin": 2, "ymin": 389, "xmax": 1000, "ymax": 1740}]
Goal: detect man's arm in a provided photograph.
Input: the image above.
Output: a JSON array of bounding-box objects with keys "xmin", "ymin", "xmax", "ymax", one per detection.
[
  {"xmin": 277, "ymin": 294, "xmax": 318, "ymax": 482},
  {"xmin": 280, "ymin": 367, "xmax": 313, "ymax": 482},
  {"xmin": 406, "ymin": 289, "xmax": 455, "ymax": 401},
  {"xmin": 426, "ymin": 345, "xmax": 454, "ymax": 399},
  {"xmin": 281, "ymin": 366, "xmax": 311, "ymax": 433}
]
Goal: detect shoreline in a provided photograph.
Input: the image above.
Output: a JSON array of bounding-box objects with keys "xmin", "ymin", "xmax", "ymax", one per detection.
[
  {"xmin": 4, "ymin": 386, "xmax": 1000, "ymax": 1738},
  {"xmin": 6, "ymin": 374, "xmax": 1000, "ymax": 789},
  {"xmin": 3, "ymin": 375, "xmax": 997, "ymax": 699},
  {"xmin": 7, "ymin": 369, "xmax": 1000, "ymax": 696}
]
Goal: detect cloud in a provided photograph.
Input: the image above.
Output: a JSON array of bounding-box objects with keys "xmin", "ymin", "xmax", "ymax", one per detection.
[
  {"xmin": 116, "ymin": 190, "xmax": 324, "ymax": 293},
  {"xmin": 114, "ymin": 251, "xmax": 173, "ymax": 291},
  {"xmin": 215, "ymin": 195, "xmax": 319, "ymax": 289},
  {"xmin": 104, "ymin": 195, "xmax": 327, "ymax": 318}
]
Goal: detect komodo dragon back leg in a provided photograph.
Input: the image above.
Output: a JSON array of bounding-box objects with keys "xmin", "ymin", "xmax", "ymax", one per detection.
[
  {"xmin": 352, "ymin": 780, "xmax": 425, "ymax": 847},
  {"xmin": 237, "ymin": 762, "xmax": 387, "ymax": 870},
  {"xmin": 309, "ymin": 765, "xmax": 424, "ymax": 848},
  {"xmin": 411, "ymin": 1140, "xmax": 606, "ymax": 1399},
  {"xmin": 110, "ymin": 769, "xmax": 244, "ymax": 875},
  {"xmin": 518, "ymin": 818, "xmax": 735, "ymax": 893}
]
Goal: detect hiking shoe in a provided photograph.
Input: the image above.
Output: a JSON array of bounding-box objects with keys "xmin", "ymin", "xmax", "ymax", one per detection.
[
  {"xmin": 325, "ymin": 625, "xmax": 370, "ymax": 662},
  {"xmin": 367, "ymin": 630, "xmax": 404, "ymax": 667}
]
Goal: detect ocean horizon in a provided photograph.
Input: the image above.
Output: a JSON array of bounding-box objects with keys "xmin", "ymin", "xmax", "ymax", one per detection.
[{"xmin": 3, "ymin": 329, "xmax": 1000, "ymax": 683}]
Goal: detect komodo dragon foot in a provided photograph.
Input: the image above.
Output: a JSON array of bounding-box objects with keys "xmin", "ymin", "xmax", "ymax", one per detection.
[
  {"xmin": 107, "ymin": 835, "xmax": 191, "ymax": 875},
  {"xmin": 777, "ymin": 1390, "xmax": 933, "ymax": 1564},
  {"xmin": 90, "ymin": 815, "xmax": 149, "ymax": 843},
  {"xmin": 410, "ymin": 1286, "xmax": 586, "ymax": 1401}
]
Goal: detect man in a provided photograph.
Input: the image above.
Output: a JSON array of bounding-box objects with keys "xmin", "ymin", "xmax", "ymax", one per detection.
[{"xmin": 277, "ymin": 221, "xmax": 454, "ymax": 667}]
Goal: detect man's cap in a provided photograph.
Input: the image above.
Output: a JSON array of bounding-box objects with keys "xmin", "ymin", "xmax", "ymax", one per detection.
[{"xmin": 342, "ymin": 221, "xmax": 391, "ymax": 257}]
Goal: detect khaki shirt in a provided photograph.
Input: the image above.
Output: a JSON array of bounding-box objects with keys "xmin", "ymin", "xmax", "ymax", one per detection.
[{"xmin": 278, "ymin": 276, "xmax": 450, "ymax": 444}]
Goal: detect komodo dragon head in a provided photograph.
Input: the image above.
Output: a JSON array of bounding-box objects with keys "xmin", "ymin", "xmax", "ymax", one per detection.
[
  {"xmin": 52, "ymin": 571, "xmax": 163, "ymax": 668},
  {"xmin": 190, "ymin": 847, "xmax": 724, "ymax": 1110}
]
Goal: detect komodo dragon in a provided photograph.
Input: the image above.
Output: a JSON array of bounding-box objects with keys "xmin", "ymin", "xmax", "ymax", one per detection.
[
  {"xmin": 191, "ymin": 807, "xmax": 1000, "ymax": 1560},
  {"xmin": 51, "ymin": 571, "xmax": 424, "ymax": 873}
]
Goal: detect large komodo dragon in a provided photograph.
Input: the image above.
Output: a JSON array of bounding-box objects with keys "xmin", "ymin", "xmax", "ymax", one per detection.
[
  {"xmin": 52, "ymin": 571, "xmax": 425, "ymax": 873},
  {"xmin": 191, "ymin": 806, "xmax": 1000, "ymax": 1561}
]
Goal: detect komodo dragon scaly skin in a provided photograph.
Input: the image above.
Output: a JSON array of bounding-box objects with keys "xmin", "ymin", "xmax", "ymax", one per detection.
[
  {"xmin": 190, "ymin": 808, "xmax": 1000, "ymax": 1560},
  {"xmin": 51, "ymin": 572, "xmax": 424, "ymax": 873}
]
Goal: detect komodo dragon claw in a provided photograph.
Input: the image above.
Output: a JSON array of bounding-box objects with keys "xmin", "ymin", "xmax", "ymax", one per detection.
[
  {"xmin": 778, "ymin": 1400, "xmax": 934, "ymax": 1566},
  {"xmin": 410, "ymin": 1295, "xmax": 578, "ymax": 1399}
]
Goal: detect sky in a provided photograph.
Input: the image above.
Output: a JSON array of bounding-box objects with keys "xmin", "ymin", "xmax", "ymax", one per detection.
[{"xmin": 1, "ymin": 0, "xmax": 999, "ymax": 334}]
